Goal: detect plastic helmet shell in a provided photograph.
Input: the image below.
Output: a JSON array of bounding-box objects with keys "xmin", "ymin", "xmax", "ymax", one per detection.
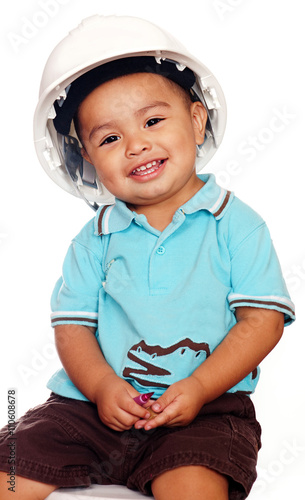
[{"xmin": 33, "ymin": 15, "xmax": 227, "ymax": 206}]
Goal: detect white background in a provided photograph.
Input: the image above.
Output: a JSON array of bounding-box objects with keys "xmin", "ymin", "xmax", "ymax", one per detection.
[{"xmin": 1, "ymin": 1, "xmax": 304, "ymax": 498}]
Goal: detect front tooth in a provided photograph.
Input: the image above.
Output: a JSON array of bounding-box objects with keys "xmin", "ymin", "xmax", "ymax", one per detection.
[{"xmin": 134, "ymin": 161, "xmax": 159, "ymax": 173}]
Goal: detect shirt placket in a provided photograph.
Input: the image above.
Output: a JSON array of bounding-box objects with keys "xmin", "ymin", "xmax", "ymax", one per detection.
[{"xmin": 148, "ymin": 210, "xmax": 185, "ymax": 295}]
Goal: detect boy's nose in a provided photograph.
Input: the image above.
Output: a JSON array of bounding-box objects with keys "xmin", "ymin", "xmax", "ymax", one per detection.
[{"xmin": 125, "ymin": 132, "xmax": 152, "ymax": 157}]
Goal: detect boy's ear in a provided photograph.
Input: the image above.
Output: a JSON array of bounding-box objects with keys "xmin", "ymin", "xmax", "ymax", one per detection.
[
  {"xmin": 81, "ymin": 147, "xmax": 93, "ymax": 165},
  {"xmin": 191, "ymin": 102, "xmax": 208, "ymax": 145}
]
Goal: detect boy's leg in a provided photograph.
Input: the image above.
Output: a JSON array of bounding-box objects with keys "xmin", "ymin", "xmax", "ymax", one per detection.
[
  {"xmin": 151, "ymin": 465, "xmax": 229, "ymax": 500},
  {"xmin": 0, "ymin": 472, "xmax": 58, "ymax": 500}
]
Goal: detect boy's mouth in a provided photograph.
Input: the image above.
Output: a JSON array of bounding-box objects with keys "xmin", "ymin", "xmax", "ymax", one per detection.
[{"xmin": 130, "ymin": 159, "xmax": 165, "ymax": 177}]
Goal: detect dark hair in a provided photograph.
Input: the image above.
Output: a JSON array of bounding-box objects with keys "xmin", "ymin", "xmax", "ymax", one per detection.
[{"xmin": 54, "ymin": 56, "xmax": 197, "ymax": 136}]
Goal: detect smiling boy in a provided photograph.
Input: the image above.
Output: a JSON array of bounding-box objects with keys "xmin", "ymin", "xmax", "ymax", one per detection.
[
  {"xmin": 0, "ymin": 15, "xmax": 295, "ymax": 500},
  {"xmin": 77, "ymin": 73, "xmax": 207, "ymax": 230}
]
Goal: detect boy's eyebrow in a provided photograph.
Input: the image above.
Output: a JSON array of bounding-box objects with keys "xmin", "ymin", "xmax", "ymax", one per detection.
[
  {"xmin": 88, "ymin": 101, "xmax": 171, "ymax": 141},
  {"xmin": 89, "ymin": 121, "xmax": 118, "ymax": 141},
  {"xmin": 135, "ymin": 101, "xmax": 171, "ymax": 117}
]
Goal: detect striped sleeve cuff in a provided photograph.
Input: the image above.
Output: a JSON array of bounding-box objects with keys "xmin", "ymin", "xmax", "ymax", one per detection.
[
  {"xmin": 51, "ymin": 311, "xmax": 99, "ymax": 328},
  {"xmin": 228, "ymin": 293, "xmax": 295, "ymax": 325}
]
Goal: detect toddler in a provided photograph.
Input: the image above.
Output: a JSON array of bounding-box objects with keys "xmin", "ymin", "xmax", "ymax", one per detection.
[{"xmin": 0, "ymin": 15, "xmax": 295, "ymax": 500}]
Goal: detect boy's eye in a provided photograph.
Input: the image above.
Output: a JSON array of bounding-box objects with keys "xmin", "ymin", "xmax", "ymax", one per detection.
[
  {"xmin": 145, "ymin": 118, "xmax": 164, "ymax": 128},
  {"xmin": 100, "ymin": 135, "xmax": 120, "ymax": 146}
]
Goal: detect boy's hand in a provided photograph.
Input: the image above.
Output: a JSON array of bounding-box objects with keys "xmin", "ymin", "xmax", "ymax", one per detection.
[
  {"xmin": 134, "ymin": 376, "xmax": 205, "ymax": 431},
  {"xmin": 94, "ymin": 373, "xmax": 151, "ymax": 432}
]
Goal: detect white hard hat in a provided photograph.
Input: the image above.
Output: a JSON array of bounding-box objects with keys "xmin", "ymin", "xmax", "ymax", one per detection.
[{"xmin": 33, "ymin": 15, "xmax": 227, "ymax": 209}]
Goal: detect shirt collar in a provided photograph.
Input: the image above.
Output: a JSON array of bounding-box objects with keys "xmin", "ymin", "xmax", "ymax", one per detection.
[
  {"xmin": 94, "ymin": 198, "xmax": 134, "ymax": 236},
  {"xmin": 181, "ymin": 174, "xmax": 233, "ymax": 218},
  {"xmin": 94, "ymin": 174, "xmax": 233, "ymax": 235}
]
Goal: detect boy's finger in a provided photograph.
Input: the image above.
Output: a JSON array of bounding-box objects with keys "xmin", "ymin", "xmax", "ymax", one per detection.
[
  {"xmin": 150, "ymin": 390, "xmax": 176, "ymax": 412},
  {"xmin": 128, "ymin": 400, "xmax": 151, "ymax": 419},
  {"xmin": 143, "ymin": 405, "xmax": 178, "ymax": 430}
]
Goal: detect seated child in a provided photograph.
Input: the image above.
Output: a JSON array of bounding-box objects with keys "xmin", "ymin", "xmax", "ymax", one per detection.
[{"xmin": 0, "ymin": 14, "xmax": 295, "ymax": 500}]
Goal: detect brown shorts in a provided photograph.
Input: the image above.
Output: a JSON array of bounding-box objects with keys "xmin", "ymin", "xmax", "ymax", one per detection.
[{"xmin": 0, "ymin": 392, "xmax": 261, "ymax": 499}]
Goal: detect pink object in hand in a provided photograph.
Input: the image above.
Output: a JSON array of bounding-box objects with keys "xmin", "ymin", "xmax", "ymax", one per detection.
[{"xmin": 133, "ymin": 392, "xmax": 154, "ymax": 406}]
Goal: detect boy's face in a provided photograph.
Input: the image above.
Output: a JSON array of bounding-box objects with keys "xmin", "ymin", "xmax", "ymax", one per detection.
[{"xmin": 78, "ymin": 72, "xmax": 207, "ymax": 211}]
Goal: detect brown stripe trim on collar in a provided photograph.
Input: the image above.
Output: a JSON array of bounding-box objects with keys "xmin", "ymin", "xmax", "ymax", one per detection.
[
  {"xmin": 213, "ymin": 191, "xmax": 231, "ymax": 219},
  {"xmin": 97, "ymin": 204, "xmax": 112, "ymax": 235}
]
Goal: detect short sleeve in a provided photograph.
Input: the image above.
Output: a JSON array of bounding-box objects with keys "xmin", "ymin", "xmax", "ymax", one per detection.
[
  {"xmin": 228, "ymin": 223, "xmax": 295, "ymax": 325},
  {"xmin": 50, "ymin": 240, "xmax": 104, "ymax": 328}
]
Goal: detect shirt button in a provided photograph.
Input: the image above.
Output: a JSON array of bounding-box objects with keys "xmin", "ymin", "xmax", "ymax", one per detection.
[{"xmin": 156, "ymin": 246, "xmax": 165, "ymax": 255}]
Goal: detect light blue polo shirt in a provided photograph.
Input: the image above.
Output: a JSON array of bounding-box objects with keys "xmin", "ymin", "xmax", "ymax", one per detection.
[{"xmin": 48, "ymin": 174, "xmax": 295, "ymax": 401}]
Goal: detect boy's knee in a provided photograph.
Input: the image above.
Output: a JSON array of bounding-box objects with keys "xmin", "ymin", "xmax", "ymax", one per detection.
[
  {"xmin": 151, "ymin": 465, "xmax": 229, "ymax": 500},
  {"xmin": 0, "ymin": 471, "xmax": 58, "ymax": 500}
]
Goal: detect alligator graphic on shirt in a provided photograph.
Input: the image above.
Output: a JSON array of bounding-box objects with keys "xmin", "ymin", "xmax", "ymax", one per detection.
[{"xmin": 123, "ymin": 338, "xmax": 210, "ymax": 388}]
